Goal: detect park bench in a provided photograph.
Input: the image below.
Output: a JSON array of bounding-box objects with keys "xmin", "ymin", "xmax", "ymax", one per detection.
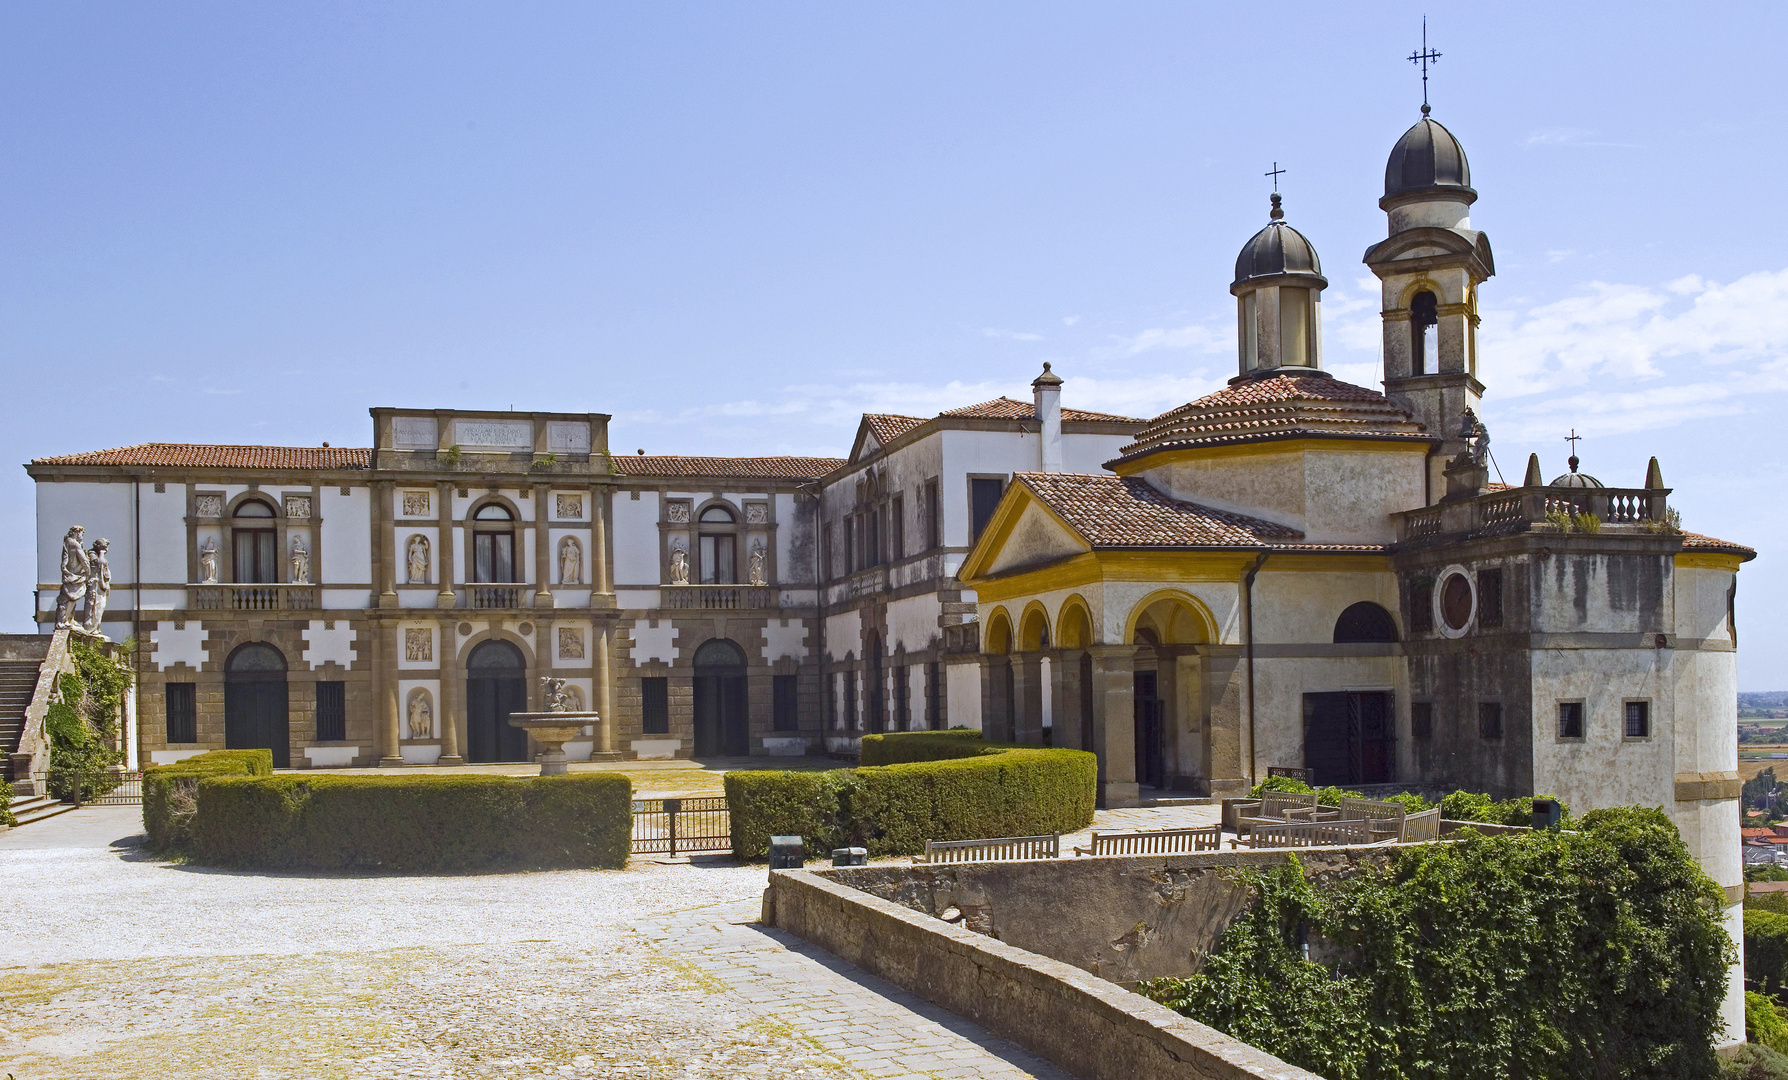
[
  {"xmin": 1072, "ymin": 825, "xmax": 1223, "ymax": 857},
  {"xmin": 1234, "ymin": 818, "xmax": 1373, "ymax": 849},
  {"xmin": 919, "ymin": 834, "xmax": 1061, "ymax": 864}
]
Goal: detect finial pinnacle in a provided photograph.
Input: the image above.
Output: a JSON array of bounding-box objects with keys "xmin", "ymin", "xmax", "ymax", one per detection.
[
  {"xmin": 1408, "ymin": 17, "xmax": 1441, "ymax": 114},
  {"xmin": 1269, "ymin": 192, "xmax": 1283, "ymax": 221}
]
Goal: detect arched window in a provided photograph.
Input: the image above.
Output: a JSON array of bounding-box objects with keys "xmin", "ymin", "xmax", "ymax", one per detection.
[
  {"xmin": 698, "ymin": 505, "xmax": 737, "ymax": 585},
  {"xmin": 232, "ymin": 499, "xmax": 278, "ymax": 583},
  {"xmin": 1410, "ymin": 291, "xmax": 1439, "ymax": 375},
  {"xmin": 472, "ymin": 504, "xmax": 515, "ymax": 583},
  {"xmin": 1334, "ymin": 602, "xmax": 1399, "ymax": 644}
]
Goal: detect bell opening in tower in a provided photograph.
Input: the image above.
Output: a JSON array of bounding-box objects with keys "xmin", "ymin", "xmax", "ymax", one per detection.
[
  {"xmin": 1410, "ymin": 290, "xmax": 1438, "ymax": 375},
  {"xmin": 1279, "ymin": 287, "xmax": 1312, "ymax": 367}
]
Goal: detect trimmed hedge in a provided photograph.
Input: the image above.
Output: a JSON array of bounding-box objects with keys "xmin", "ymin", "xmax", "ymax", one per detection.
[
  {"xmin": 729, "ymin": 731, "xmax": 1096, "ymax": 860},
  {"xmin": 190, "ymin": 772, "xmax": 631, "ymax": 872},
  {"xmin": 143, "ymin": 749, "xmax": 275, "ymax": 849}
]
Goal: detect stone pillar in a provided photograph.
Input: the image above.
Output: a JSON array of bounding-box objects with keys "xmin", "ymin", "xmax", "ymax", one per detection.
[
  {"xmin": 533, "ymin": 486, "xmax": 552, "ymax": 608},
  {"xmin": 1048, "ymin": 649, "xmax": 1080, "ymax": 751},
  {"xmin": 436, "ymin": 480, "xmax": 457, "ymax": 608},
  {"xmin": 1203, "ymin": 649, "xmax": 1248, "ymax": 798},
  {"xmin": 437, "ymin": 623, "xmax": 464, "ymax": 766},
  {"xmin": 1013, "ymin": 653, "xmax": 1044, "ymax": 744},
  {"xmin": 595, "ymin": 623, "xmax": 614, "ymax": 754},
  {"xmin": 1154, "ymin": 649, "xmax": 1180, "ymax": 786},
  {"xmin": 1087, "ymin": 645, "xmax": 1138, "ymax": 807},
  {"xmin": 375, "ymin": 482, "xmax": 397, "ymax": 609},
  {"xmin": 592, "ymin": 486, "xmax": 612, "ymax": 599},
  {"xmin": 375, "ymin": 621, "xmax": 403, "ymax": 766}
]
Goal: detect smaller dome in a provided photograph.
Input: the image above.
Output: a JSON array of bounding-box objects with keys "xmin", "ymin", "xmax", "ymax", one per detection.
[
  {"xmin": 1384, "ymin": 115, "xmax": 1475, "ymax": 203},
  {"xmin": 1549, "ymin": 455, "xmax": 1603, "ymax": 488},
  {"xmin": 1233, "ymin": 195, "xmax": 1325, "ymax": 288}
]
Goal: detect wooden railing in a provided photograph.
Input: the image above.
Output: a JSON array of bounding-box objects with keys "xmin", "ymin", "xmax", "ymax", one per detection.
[
  {"xmin": 661, "ymin": 585, "xmax": 776, "ymax": 610},
  {"xmin": 191, "ymin": 585, "xmax": 317, "ymax": 611}
]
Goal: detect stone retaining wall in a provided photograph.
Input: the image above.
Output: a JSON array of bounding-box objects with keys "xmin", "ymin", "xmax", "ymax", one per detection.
[{"xmin": 766, "ymin": 865, "xmax": 1325, "ymax": 1080}]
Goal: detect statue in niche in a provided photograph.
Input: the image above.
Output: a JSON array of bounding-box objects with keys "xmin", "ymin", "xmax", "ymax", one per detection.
[
  {"xmin": 54, "ymin": 525, "xmax": 88, "ymax": 629},
  {"xmin": 199, "ymin": 538, "xmax": 219, "ymax": 584},
  {"xmin": 669, "ymin": 542, "xmax": 690, "ymax": 586},
  {"xmin": 748, "ymin": 541, "xmax": 767, "ymax": 587},
  {"xmin": 406, "ymin": 535, "xmax": 429, "ymax": 585},
  {"xmin": 289, "ymin": 536, "xmax": 311, "ymax": 585},
  {"xmin": 82, "ymin": 538, "xmax": 111, "ymax": 635},
  {"xmin": 406, "ymin": 690, "xmax": 433, "ymax": 740},
  {"xmin": 541, "ymin": 676, "xmax": 577, "ymax": 713},
  {"xmin": 559, "ymin": 536, "xmax": 582, "ymax": 585}
]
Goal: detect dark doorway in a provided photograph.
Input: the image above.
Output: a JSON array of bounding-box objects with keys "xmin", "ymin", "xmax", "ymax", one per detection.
[
  {"xmin": 1133, "ymin": 670, "xmax": 1165, "ymax": 790},
  {"xmin": 224, "ymin": 642, "xmax": 290, "ymax": 768},
  {"xmin": 466, "ymin": 640, "xmax": 529, "ymax": 763},
  {"xmin": 1302, "ymin": 691, "xmax": 1395, "ymax": 787},
  {"xmin": 692, "ymin": 639, "xmax": 749, "ymax": 756}
]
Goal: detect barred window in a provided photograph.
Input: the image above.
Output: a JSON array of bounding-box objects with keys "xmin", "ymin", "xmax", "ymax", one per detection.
[
  {"xmin": 166, "ymin": 682, "xmax": 197, "ymax": 743},
  {"xmin": 893, "ymin": 665, "xmax": 910, "ymax": 729},
  {"xmin": 925, "ymin": 661, "xmax": 943, "ymax": 729},
  {"xmin": 316, "ymin": 681, "xmax": 346, "ymax": 742},
  {"xmin": 1479, "ymin": 568, "xmax": 1505, "ymax": 628},
  {"xmin": 1625, "ymin": 701, "xmax": 1651, "ymax": 739},
  {"xmin": 1478, "ymin": 702, "xmax": 1503, "ymax": 741},
  {"xmin": 1410, "ymin": 579, "xmax": 1434, "ymax": 634},
  {"xmin": 641, "ymin": 677, "xmax": 669, "ymax": 735},
  {"xmin": 1558, "ymin": 701, "xmax": 1584, "ymax": 740},
  {"xmin": 772, "ymin": 674, "xmax": 798, "ymax": 732}
]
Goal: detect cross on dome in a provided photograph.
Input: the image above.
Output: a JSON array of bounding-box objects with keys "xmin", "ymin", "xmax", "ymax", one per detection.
[{"xmin": 1407, "ymin": 17, "xmax": 1441, "ymax": 115}]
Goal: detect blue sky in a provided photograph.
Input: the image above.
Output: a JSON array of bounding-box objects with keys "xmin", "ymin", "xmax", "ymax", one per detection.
[{"xmin": 2, "ymin": 4, "xmax": 1783, "ymax": 687}]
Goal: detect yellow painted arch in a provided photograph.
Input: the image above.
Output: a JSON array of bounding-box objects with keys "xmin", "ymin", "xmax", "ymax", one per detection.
[
  {"xmin": 1123, "ymin": 588, "xmax": 1219, "ymax": 646},
  {"xmin": 1018, "ymin": 601, "xmax": 1052, "ymax": 651},
  {"xmin": 984, "ymin": 606, "xmax": 1014, "ymax": 655},
  {"xmin": 1056, "ymin": 594, "xmax": 1094, "ymax": 650}
]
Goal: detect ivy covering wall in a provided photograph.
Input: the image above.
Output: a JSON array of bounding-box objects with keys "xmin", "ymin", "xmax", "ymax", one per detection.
[
  {"xmin": 44, "ymin": 636, "xmax": 130, "ymax": 801},
  {"xmin": 1140, "ymin": 807, "xmax": 1732, "ymax": 1080}
]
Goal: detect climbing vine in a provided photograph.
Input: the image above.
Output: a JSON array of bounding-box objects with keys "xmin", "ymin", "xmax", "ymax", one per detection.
[
  {"xmin": 1140, "ymin": 807, "xmax": 1731, "ymax": 1080},
  {"xmin": 45, "ymin": 636, "xmax": 131, "ymax": 801}
]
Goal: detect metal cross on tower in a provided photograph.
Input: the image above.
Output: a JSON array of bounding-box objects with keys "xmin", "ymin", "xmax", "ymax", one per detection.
[
  {"xmin": 1265, "ymin": 162, "xmax": 1285, "ymax": 193},
  {"xmin": 1564, "ymin": 430, "xmax": 1583, "ymax": 454},
  {"xmin": 1408, "ymin": 17, "xmax": 1441, "ymax": 115}
]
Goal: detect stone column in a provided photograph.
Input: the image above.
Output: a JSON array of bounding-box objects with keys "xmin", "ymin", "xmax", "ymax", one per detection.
[
  {"xmin": 1048, "ymin": 649, "xmax": 1079, "ymax": 751},
  {"xmin": 375, "ymin": 620, "xmax": 403, "ymax": 766},
  {"xmin": 592, "ymin": 486, "xmax": 612, "ymax": 599},
  {"xmin": 1087, "ymin": 645, "xmax": 1138, "ymax": 807},
  {"xmin": 1013, "ymin": 653, "xmax": 1044, "ymax": 744},
  {"xmin": 437, "ymin": 621, "xmax": 464, "ymax": 766},
  {"xmin": 1154, "ymin": 648, "xmax": 1181, "ymax": 786},
  {"xmin": 533, "ymin": 486, "xmax": 552, "ymax": 608},
  {"xmin": 375, "ymin": 482, "xmax": 397, "ymax": 609},
  {"xmin": 1203, "ymin": 649, "xmax": 1248, "ymax": 799},
  {"xmin": 436, "ymin": 480, "xmax": 457, "ymax": 609},
  {"xmin": 595, "ymin": 623, "xmax": 614, "ymax": 754},
  {"xmin": 978, "ymin": 656, "xmax": 1007, "ymax": 741}
]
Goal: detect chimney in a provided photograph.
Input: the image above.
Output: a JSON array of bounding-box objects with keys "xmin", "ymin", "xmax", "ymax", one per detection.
[{"xmin": 1032, "ymin": 363, "xmax": 1064, "ymax": 472}]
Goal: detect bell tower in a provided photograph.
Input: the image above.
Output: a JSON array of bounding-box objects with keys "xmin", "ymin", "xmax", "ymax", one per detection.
[
  {"xmin": 1363, "ymin": 107, "xmax": 1494, "ymax": 499},
  {"xmin": 1231, "ymin": 192, "xmax": 1329, "ymax": 382}
]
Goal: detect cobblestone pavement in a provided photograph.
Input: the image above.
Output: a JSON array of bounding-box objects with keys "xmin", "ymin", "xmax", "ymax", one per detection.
[{"xmin": 0, "ymin": 807, "xmax": 1070, "ymax": 1079}]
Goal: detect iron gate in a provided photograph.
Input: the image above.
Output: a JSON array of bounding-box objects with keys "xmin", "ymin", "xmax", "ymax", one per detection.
[{"xmin": 631, "ymin": 796, "xmax": 730, "ymax": 856}]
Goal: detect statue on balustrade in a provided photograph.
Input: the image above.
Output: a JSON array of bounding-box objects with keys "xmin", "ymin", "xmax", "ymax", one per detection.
[
  {"xmin": 199, "ymin": 538, "xmax": 219, "ymax": 584},
  {"xmin": 748, "ymin": 542, "xmax": 767, "ymax": 587},
  {"xmin": 559, "ymin": 536, "xmax": 581, "ymax": 585},
  {"xmin": 53, "ymin": 525, "xmax": 88, "ymax": 629},
  {"xmin": 290, "ymin": 536, "xmax": 310, "ymax": 585},
  {"xmin": 406, "ymin": 535, "xmax": 429, "ymax": 585},
  {"xmin": 669, "ymin": 542, "xmax": 690, "ymax": 586},
  {"xmin": 82, "ymin": 538, "xmax": 111, "ymax": 635}
]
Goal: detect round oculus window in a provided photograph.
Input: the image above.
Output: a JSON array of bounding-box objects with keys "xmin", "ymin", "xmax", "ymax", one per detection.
[{"xmin": 1439, "ymin": 573, "xmax": 1475, "ymax": 631}]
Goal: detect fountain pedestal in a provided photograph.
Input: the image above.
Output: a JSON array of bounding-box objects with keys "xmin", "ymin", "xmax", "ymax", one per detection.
[{"xmin": 506, "ymin": 712, "xmax": 600, "ymax": 776}]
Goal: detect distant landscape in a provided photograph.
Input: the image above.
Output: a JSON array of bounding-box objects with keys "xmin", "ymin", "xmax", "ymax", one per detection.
[{"xmin": 1742, "ymin": 692, "xmax": 1788, "ymax": 721}]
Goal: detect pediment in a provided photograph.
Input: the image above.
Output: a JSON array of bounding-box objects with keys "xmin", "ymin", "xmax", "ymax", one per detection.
[
  {"xmin": 1363, "ymin": 228, "xmax": 1494, "ymax": 278},
  {"xmin": 848, "ymin": 424, "xmax": 882, "ymax": 465},
  {"xmin": 982, "ymin": 499, "xmax": 1091, "ymax": 577}
]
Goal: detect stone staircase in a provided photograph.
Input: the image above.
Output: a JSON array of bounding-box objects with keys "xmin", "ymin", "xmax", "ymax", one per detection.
[
  {"xmin": 8, "ymin": 792, "xmax": 75, "ymax": 827},
  {"xmin": 0, "ymin": 657, "xmax": 41, "ymax": 786}
]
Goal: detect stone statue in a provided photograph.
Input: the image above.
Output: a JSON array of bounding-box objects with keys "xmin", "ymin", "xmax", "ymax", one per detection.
[
  {"xmin": 290, "ymin": 536, "xmax": 311, "ymax": 585},
  {"xmin": 1460, "ymin": 407, "xmax": 1490, "ymax": 467},
  {"xmin": 748, "ymin": 541, "xmax": 767, "ymax": 587},
  {"xmin": 541, "ymin": 676, "xmax": 576, "ymax": 713},
  {"xmin": 199, "ymin": 538, "xmax": 219, "ymax": 584},
  {"xmin": 406, "ymin": 535, "xmax": 429, "ymax": 585},
  {"xmin": 406, "ymin": 690, "xmax": 433, "ymax": 740},
  {"xmin": 53, "ymin": 525, "xmax": 88, "ymax": 629},
  {"xmin": 669, "ymin": 542, "xmax": 690, "ymax": 586},
  {"xmin": 82, "ymin": 538, "xmax": 111, "ymax": 635},
  {"xmin": 559, "ymin": 536, "xmax": 581, "ymax": 585}
]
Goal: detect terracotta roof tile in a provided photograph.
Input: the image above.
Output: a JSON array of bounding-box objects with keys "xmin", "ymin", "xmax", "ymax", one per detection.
[
  {"xmin": 1116, "ymin": 375, "xmax": 1429, "ymax": 462},
  {"xmin": 863, "ymin": 414, "xmax": 928, "ymax": 445},
  {"xmin": 1680, "ymin": 531, "xmax": 1757, "ymax": 559},
  {"xmin": 32, "ymin": 443, "xmax": 371, "ymax": 469},
  {"xmin": 1014, "ymin": 471, "xmax": 1310, "ymax": 549},
  {"xmin": 941, "ymin": 397, "xmax": 1145, "ymax": 423},
  {"xmin": 613, "ymin": 455, "xmax": 843, "ymax": 481}
]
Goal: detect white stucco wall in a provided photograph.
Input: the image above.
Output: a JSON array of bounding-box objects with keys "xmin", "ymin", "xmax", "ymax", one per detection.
[{"xmin": 611, "ymin": 491, "xmax": 660, "ymax": 587}]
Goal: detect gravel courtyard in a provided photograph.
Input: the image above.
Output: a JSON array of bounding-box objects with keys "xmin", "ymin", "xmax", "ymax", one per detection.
[{"xmin": 0, "ymin": 807, "xmax": 1067, "ymax": 1080}]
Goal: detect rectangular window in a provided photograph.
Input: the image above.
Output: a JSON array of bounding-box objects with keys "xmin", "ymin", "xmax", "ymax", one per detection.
[
  {"xmin": 474, "ymin": 532, "xmax": 515, "ymax": 582},
  {"xmin": 827, "ymin": 674, "xmax": 839, "ymax": 730},
  {"xmin": 699, "ymin": 533, "xmax": 736, "ymax": 584},
  {"xmin": 233, "ymin": 529, "xmax": 277, "ymax": 583},
  {"xmin": 772, "ymin": 674, "xmax": 798, "ymax": 732},
  {"xmin": 926, "ymin": 661, "xmax": 942, "ymax": 729},
  {"xmin": 970, "ymin": 478, "xmax": 1004, "ymax": 543},
  {"xmin": 865, "ymin": 509, "xmax": 880, "ymax": 568},
  {"xmin": 1410, "ymin": 579, "xmax": 1434, "ymax": 634},
  {"xmin": 843, "ymin": 517, "xmax": 855, "ymax": 575},
  {"xmin": 165, "ymin": 682, "xmax": 197, "ymax": 743},
  {"xmin": 1278, "ymin": 286, "xmax": 1311, "ymax": 366},
  {"xmin": 316, "ymin": 681, "xmax": 346, "ymax": 741},
  {"xmin": 1479, "ymin": 568, "xmax": 1505, "ymax": 628},
  {"xmin": 1478, "ymin": 701, "xmax": 1503, "ymax": 741},
  {"xmin": 1411, "ymin": 701, "xmax": 1433, "ymax": 740},
  {"xmin": 821, "ymin": 524, "xmax": 834, "ymax": 581},
  {"xmin": 890, "ymin": 495, "xmax": 905, "ymax": 562},
  {"xmin": 641, "ymin": 677, "xmax": 669, "ymax": 734},
  {"xmin": 844, "ymin": 670, "xmax": 858, "ymax": 731},
  {"xmin": 893, "ymin": 665, "xmax": 910, "ymax": 730},
  {"xmin": 1625, "ymin": 701, "xmax": 1651, "ymax": 739},
  {"xmin": 1558, "ymin": 701, "xmax": 1584, "ymax": 740},
  {"xmin": 924, "ymin": 480, "xmax": 941, "ymax": 549}
]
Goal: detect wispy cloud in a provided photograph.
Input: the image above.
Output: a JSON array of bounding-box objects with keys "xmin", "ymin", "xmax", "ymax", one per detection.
[
  {"xmin": 1094, "ymin": 322, "xmax": 1227, "ymax": 359},
  {"xmin": 1525, "ymin": 127, "xmax": 1641, "ymax": 149},
  {"xmin": 982, "ymin": 328, "xmax": 1045, "ymax": 342}
]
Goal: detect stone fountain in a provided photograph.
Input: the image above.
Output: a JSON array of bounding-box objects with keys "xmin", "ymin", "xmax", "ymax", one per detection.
[{"xmin": 507, "ymin": 678, "xmax": 600, "ymax": 776}]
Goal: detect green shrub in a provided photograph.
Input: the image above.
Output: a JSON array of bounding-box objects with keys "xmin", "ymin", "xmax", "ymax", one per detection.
[
  {"xmin": 1750, "ymin": 909, "xmax": 1788, "ymax": 1001},
  {"xmin": 1439, "ymin": 788, "xmax": 1496, "ymax": 822},
  {"xmin": 142, "ymin": 750, "xmax": 263, "ymax": 849},
  {"xmin": 1142, "ymin": 806, "xmax": 1732, "ymax": 1080},
  {"xmin": 45, "ymin": 638, "xmax": 132, "ymax": 802},
  {"xmin": 1754, "ymin": 891, "xmax": 1788, "ymax": 917},
  {"xmin": 191, "ymin": 772, "xmax": 630, "ymax": 872},
  {"xmin": 1314, "ymin": 785, "xmax": 1366, "ymax": 807},
  {"xmin": 1754, "ymin": 865, "xmax": 1788, "ymax": 883},
  {"xmin": 1752, "ymin": 992, "xmax": 1788, "ymax": 1053},
  {"xmin": 727, "ymin": 739, "xmax": 1098, "ymax": 860},
  {"xmin": 851, "ymin": 748, "xmax": 1097, "ymax": 856},
  {"xmin": 1383, "ymin": 791, "xmax": 1432, "ymax": 813},
  {"xmin": 1246, "ymin": 774, "xmax": 1313, "ymax": 798},
  {"xmin": 858, "ymin": 730, "xmax": 999, "ymax": 765},
  {"xmin": 1725, "ymin": 1042, "xmax": 1788, "ymax": 1080},
  {"xmin": 725, "ymin": 768, "xmax": 852, "ymax": 860}
]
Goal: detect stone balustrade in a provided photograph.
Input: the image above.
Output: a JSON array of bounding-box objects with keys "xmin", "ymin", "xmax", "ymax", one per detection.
[
  {"xmin": 190, "ymin": 584, "xmax": 318, "ymax": 611},
  {"xmin": 660, "ymin": 584, "xmax": 777, "ymax": 610},
  {"xmin": 1395, "ymin": 484, "xmax": 1670, "ymax": 543}
]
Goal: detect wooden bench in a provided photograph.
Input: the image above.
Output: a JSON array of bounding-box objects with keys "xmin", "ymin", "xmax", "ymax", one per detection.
[
  {"xmin": 1072, "ymin": 826, "xmax": 1223, "ymax": 857},
  {"xmin": 1398, "ymin": 808, "xmax": 1441, "ymax": 843},
  {"xmin": 920, "ymin": 834, "xmax": 1060, "ymax": 864},
  {"xmin": 1234, "ymin": 818, "xmax": 1373, "ymax": 849}
]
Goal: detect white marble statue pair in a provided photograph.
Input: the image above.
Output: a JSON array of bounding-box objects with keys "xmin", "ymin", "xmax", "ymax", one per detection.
[{"xmin": 53, "ymin": 525, "xmax": 113, "ymax": 635}]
